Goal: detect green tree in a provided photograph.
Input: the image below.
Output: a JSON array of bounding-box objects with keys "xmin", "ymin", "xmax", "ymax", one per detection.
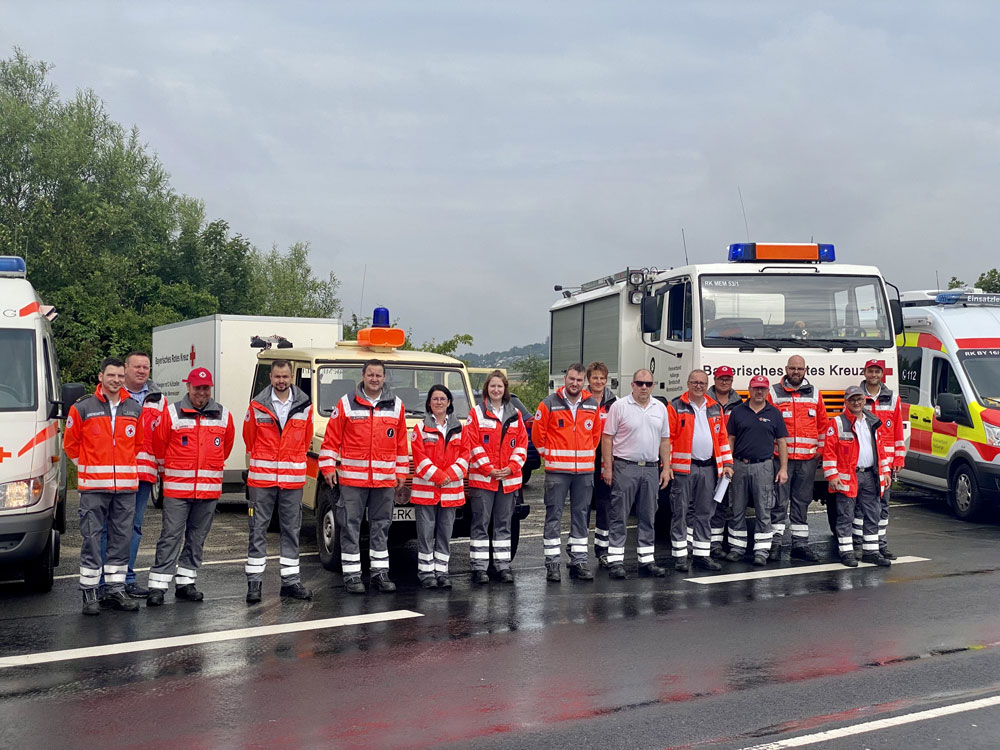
[
  {"xmin": 948, "ymin": 276, "xmax": 966, "ymax": 289},
  {"xmin": 249, "ymin": 241, "xmax": 342, "ymax": 318},
  {"xmin": 976, "ymin": 269, "xmax": 1000, "ymax": 293},
  {"xmin": 510, "ymin": 355, "xmax": 550, "ymax": 411}
]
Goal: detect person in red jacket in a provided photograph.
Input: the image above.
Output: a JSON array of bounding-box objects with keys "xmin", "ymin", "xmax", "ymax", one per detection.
[
  {"xmin": 823, "ymin": 385, "xmax": 893, "ymax": 568},
  {"xmin": 64, "ymin": 357, "xmax": 143, "ymax": 615},
  {"xmin": 319, "ymin": 359, "xmax": 409, "ymax": 594},
  {"xmin": 243, "ymin": 360, "xmax": 313, "ymax": 604},
  {"xmin": 146, "ymin": 368, "xmax": 234, "ymax": 606},
  {"xmin": 410, "ymin": 385, "xmax": 469, "ymax": 588},
  {"xmin": 466, "ymin": 370, "xmax": 528, "ymax": 584}
]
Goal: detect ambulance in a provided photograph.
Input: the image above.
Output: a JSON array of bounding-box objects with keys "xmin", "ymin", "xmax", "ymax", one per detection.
[
  {"xmin": 0, "ymin": 257, "xmax": 84, "ymax": 591},
  {"xmin": 896, "ymin": 290, "xmax": 1000, "ymax": 520}
]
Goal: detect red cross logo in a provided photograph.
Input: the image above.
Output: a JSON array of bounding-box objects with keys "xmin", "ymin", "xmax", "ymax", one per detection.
[
  {"xmin": 0, "ymin": 447, "xmax": 11, "ymax": 463},
  {"xmin": 190, "ymin": 345, "xmax": 197, "ymax": 368}
]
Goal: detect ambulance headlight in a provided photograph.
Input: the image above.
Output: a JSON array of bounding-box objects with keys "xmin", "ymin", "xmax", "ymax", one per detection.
[
  {"xmin": 0, "ymin": 477, "xmax": 44, "ymax": 509},
  {"xmin": 983, "ymin": 422, "xmax": 1000, "ymax": 448}
]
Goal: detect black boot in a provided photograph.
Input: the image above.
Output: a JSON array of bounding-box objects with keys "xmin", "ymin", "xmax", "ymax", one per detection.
[
  {"xmin": 768, "ymin": 541, "xmax": 782, "ymax": 561},
  {"xmin": 175, "ymin": 584, "xmax": 205, "ymax": 602},
  {"xmin": 344, "ymin": 576, "xmax": 366, "ymax": 594},
  {"xmin": 639, "ymin": 563, "xmax": 666, "ymax": 578},
  {"xmin": 246, "ymin": 580, "xmax": 262, "ymax": 604},
  {"xmin": 861, "ymin": 552, "xmax": 891, "ymax": 567},
  {"xmin": 879, "ymin": 545, "xmax": 898, "ymax": 560},
  {"xmin": 472, "ymin": 570, "xmax": 490, "ymax": 585},
  {"xmin": 608, "ymin": 564, "xmax": 627, "ymax": 579},
  {"xmin": 437, "ymin": 574, "xmax": 454, "ymax": 588},
  {"xmin": 82, "ymin": 588, "xmax": 100, "ymax": 616},
  {"xmin": 693, "ymin": 556, "xmax": 722, "ymax": 571},
  {"xmin": 370, "ymin": 573, "xmax": 396, "ymax": 593},
  {"xmin": 840, "ymin": 552, "xmax": 859, "ymax": 568},
  {"xmin": 546, "ymin": 564, "xmax": 561, "ymax": 582},
  {"xmin": 790, "ymin": 545, "xmax": 819, "ymax": 562},
  {"xmin": 674, "ymin": 556, "xmax": 690, "ymax": 572},
  {"xmin": 497, "ymin": 569, "xmax": 514, "ymax": 584},
  {"xmin": 280, "ymin": 582, "xmax": 313, "ymax": 600},
  {"xmin": 101, "ymin": 589, "xmax": 140, "ymax": 611},
  {"xmin": 147, "ymin": 589, "xmax": 165, "ymax": 607},
  {"xmin": 569, "ymin": 563, "xmax": 594, "ymax": 580}
]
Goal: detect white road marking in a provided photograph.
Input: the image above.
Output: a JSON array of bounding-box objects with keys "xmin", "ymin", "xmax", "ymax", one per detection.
[
  {"xmin": 0, "ymin": 610, "xmax": 423, "ymax": 669},
  {"xmin": 740, "ymin": 693, "xmax": 1000, "ymax": 748},
  {"xmin": 686, "ymin": 556, "xmax": 931, "ymax": 584}
]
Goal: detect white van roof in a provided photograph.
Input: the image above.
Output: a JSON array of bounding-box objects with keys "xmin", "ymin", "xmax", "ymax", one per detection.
[{"xmin": 0, "ymin": 277, "xmax": 55, "ymax": 330}]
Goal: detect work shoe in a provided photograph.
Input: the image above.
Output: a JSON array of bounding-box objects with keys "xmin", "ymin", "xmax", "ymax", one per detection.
[
  {"xmin": 710, "ymin": 546, "xmax": 727, "ymax": 560},
  {"xmin": 546, "ymin": 564, "xmax": 561, "ymax": 583},
  {"xmin": 438, "ymin": 574, "xmax": 454, "ymax": 588},
  {"xmin": 853, "ymin": 544, "xmax": 863, "ymax": 557},
  {"xmin": 597, "ymin": 554, "xmax": 610, "ymax": 569},
  {"xmin": 420, "ymin": 577, "xmax": 438, "ymax": 589},
  {"xmin": 82, "ymin": 589, "xmax": 100, "ymax": 616},
  {"xmin": 246, "ymin": 581, "xmax": 263, "ymax": 604},
  {"xmin": 840, "ymin": 553, "xmax": 859, "ymax": 568},
  {"xmin": 175, "ymin": 584, "xmax": 205, "ymax": 602},
  {"xmin": 725, "ymin": 549, "xmax": 745, "ymax": 562},
  {"xmin": 125, "ymin": 582, "xmax": 150, "ymax": 598},
  {"xmin": 608, "ymin": 564, "xmax": 627, "ymax": 579},
  {"xmin": 569, "ymin": 563, "xmax": 594, "ymax": 580},
  {"xmin": 497, "ymin": 569, "xmax": 514, "ymax": 584},
  {"xmin": 370, "ymin": 573, "xmax": 396, "ymax": 593},
  {"xmin": 790, "ymin": 546, "xmax": 820, "ymax": 562},
  {"xmin": 100, "ymin": 590, "xmax": 140, "ymax": 611},
  {"xmin": 674, "ymin": 556, "xmax": 689, "ymax": 572},
  {"xmin": 861, "ymin": 552, "xmax": 892, "ymax": 567},
  {"xmin": 752, "ymin": 553, "xmax": 768, "ymax": 567},
  {"xmin": 639, "ymin": 563, "xmax": 666, "ymax": 578},
  {"xmin": 147, "ymin": 589, "xmax": 165, "ymax": 607},
  {"xmin": 879, "ymin": 546, "xmax": 898, "ymax": 561},
  {"xmin": 768, "ymin": 542, "xmax": 782, "ymax": 562},
  {"xmin": 472, "ymin": 570, "xmax": 490, "ymax": 585},
  {"xmin": 344, "ymin": 576, "xmax": 366, "ymax": 594},
  {"xmin": 280, "ymin": 582, "xmax": 313, "ymax": 600},
  {"xmin": 693, "ymin": 556, "xmax": 722, "ymax": 571}
]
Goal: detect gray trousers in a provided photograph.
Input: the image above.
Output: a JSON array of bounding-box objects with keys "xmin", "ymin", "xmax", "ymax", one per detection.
[
  {"xmin": 149, "ymin": 497, "xmax": 218, "ymax": 589},
  {"xmin": 415, "ymin": 504, "xmax": 456, "ymax": 582},
  {"xmin": 339, "ymin": 485, "xmax": 394, "ymax": 578},
  {"xmin": 669, "ymin": 464, "xmax": 716, "ymax": 558},
  {"xmin": 607, "ymin": 460, "xmax": 659, "ymax": 566},
  {"xmin": 246, "ymin": 485, "xmax": 303, "ymax": 585},
  {"xmin": 771, "ymin": 456, "xmax": 817, "ymax": 546},
  {"xmin": 709, "ymin": 488, "xmax": 729, "ymax": 551},
  {"xmin": 590, "ymin": 470, "xmax": 611, "ymax": 558},
  {"xmin": 854, "ymin": 485, "xmax": 891, "ymax": 547},
  {"xmin": 79, "ymin": 491, "xmax": 135, "ymax": 593},
  {"xmin": 469, "ymin": 487, "xmax": 515, "ymax": 572},
  {"xmin": 835, "ymin": 470, "xmax": 881, "ymax": 555},
  {"xmin": 543, "ymin": 472, "xmax": 593, "ymax": 565},
  {"xmin": 728, "ymin": 461, "xmax": 775, "ymax": 554}
]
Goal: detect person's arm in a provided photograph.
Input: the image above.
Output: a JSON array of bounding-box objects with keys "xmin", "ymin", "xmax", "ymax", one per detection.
[
  {"xmin": 892, "ymin": 400, "xmax": 906, "ymax": 472},
  {"xmin": 821, "ymin": 424, "xmax": 841, "ymax": 492},
  {"xmin": 658, "ymin": 436, "xmax": 672, "ymax": 489},
  {"xmin": 152, "ymin": 405, "xmax": 171, "ymax": 465},
  {"xmin": 601, "ymin": 433, "xmax": 614, "ymax": 485},
  {"xmin": 532, "ymin": 402, "xmax": 548, "ymax": 461},
  {"xmin": 63, "ymin": 404, "xmax": 81, "ymax": 466},
  {"xmin": 223, "ymin": 411, "xmax": 236, "ymax": 461},
  {"xmin": 395, "ymin": 403, "xmax": 409, "ymax": 488},
  {"xmin": 318, "ymin": 401, "xmax": 342, "ymax": 486},
  {"xmin": 776, "ymin": 438, "xmax": 789, "ymax": 484},
  {"xmin": 447, "ymin": 429, "xmax": 471, "ymax": 483},
  {"xmin": 717, "ymin": 416, "xmax": 734, "ymax": 478},
  {"xmin": 132, "ymin": 409, "xmax": 144, "ymax": 461},
  {"xmin": 242, "ymin": 404, "xmax": 256, "ymax": 455},
  {"xmin": 815, "ymin": 393, "xmax": 829, "ymax": 454},
  {"xmin": 505, "ymin": 412, "xmax": 528, "ymax": 477}
]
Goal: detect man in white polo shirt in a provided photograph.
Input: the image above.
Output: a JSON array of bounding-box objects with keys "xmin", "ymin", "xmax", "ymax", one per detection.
[{"xmin": 600, "ymin": 369, "xmax": 672, "ymax": 579}]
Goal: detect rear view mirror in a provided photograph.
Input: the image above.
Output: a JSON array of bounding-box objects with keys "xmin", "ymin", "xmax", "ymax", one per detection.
[
  {"xmin": 935, "ymin": 392, "xmax": 970, "ymax": 426},
  {"xmin": 641, "ymin": 296, "xmax": 660, "ymax": 334},
  {"xmin": 889, "ymin": 299, "xmax": 904, "ymax": 336},
  {"xmin": 58, "ymin": 383, "xmax": 86, "ymax": 419}
]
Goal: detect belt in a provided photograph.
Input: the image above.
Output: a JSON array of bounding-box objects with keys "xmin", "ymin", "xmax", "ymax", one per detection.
[
  {"xmin": 735, "ymin": 457, "xmax": 768, "ymax": 464},
  {"xmin": 691, "ymin": 458, "xmax": 715, "ymax": 467},
  {"xmin": 614, "ymin": 457, "xmax": 657, "ymax": 467},
  {"xmin": 856, "ymin": 466, "xmax": 875, "ymax": 473}
]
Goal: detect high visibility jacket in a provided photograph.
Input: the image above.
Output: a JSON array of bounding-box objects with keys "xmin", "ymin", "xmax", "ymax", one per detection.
[
  {"xmin": 533, "ymin": 387, "xmax": 603, "ymax": 473},
  {"xmin": 769, "ymin": 378, "xmax": 828, "ymax": 460},
  {"xmin": 410, "ymin": 414, "xmax": 469, "ymax": 507},
  {"xmin": 593, "ymin": 389, "xmax": 617, "ymax": 473},
  {"xmin": 64, "ymin": 385, "xmax": 143, "ymax": 493},
  {"xmin": 822, "ymin": 410, "xmax": 892, "ymax": 497},
  {"xmin": 154, "ymin": 396, "xmax": 235, "ymax": 500},
  {"xmin": 667, "ymin": 392, "xmax": 733, "ymax": 476},
  {"xmin": 133, "ymin": 382, "xmax": 166, "ymax": 484},
  {"xmin": 466, "ymin": 401, "xmax": 528, "ymax": 493},
  {"xmin": 860, "ymin": 381, "xmax": 906, "ymax": 470},
  {"xmin": 243, "ymin": 386, "xmax": 313, "ymax": 489},
  {"xmin": 318, "ymin": 385, "xmax": 409, "ymax": 488}
]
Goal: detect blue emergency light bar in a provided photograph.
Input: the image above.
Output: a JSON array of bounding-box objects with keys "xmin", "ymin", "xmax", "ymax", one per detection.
[
  {"xmin": 372, "ymin": 306, "xmax": 390, "ymax": 327},
  {"xmin": 727, "ymin": 243, "xmax": 835, "ymax": 263},
  {"xmin": 935, "ymin": 292, "xmax": 1000, "ymax": 306},
  {"xmin": 0, "ymin": 256, "xmax": 27, "ymax": 278}
]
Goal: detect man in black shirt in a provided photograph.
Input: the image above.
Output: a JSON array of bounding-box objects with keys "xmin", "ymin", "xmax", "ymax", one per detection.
[{"xmin": 725, "ymin": 376, "xmax": 789, "ymax": 566}]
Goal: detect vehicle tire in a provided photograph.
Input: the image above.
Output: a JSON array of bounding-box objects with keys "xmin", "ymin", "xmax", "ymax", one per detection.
[
  {"xmin": 521, "ymin": 467, "xmax": 532, "ymax": 486},
  {"xmin": 826, "ymin": 493, "xmax": 838, "ymax": 536},
  {"xmin": 654, "ymin": 485, "xmax": 673, "ymax": 538},
  {"xmin": 949, "ymin": 461, "xmax": 984, "ymax": 521},
  {"xmin": 24, "ymin": 529, "xmax": 56, "ymax": 593},
  {"xmin": 510, "ymin": 512, "xmax": 521, "ymax": 560},
  {"xmin": 315, "ymin": 484, "xmax": 343, "ymax": 572},
  {"xmin": 151, "ymin": 478, "xmax": 163, "ymax": 509}
]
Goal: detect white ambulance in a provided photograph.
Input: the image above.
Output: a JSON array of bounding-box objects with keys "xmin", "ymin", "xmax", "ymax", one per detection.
[
  {"xmin": 896, "ymin": 290, "xmax": 1000, "ymax": 520},
  {"xmin": 0, "ymin": 257, "xmax": 84, "ymax": 591}
]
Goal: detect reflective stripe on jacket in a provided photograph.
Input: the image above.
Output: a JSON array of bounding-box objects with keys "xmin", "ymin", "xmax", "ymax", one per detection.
[
  {"xmin": 667, "ymin": 392, "xmax": 733, "ymax": 476},
  {"xmin": 533, "ymin": 387, "xmax": 603, "ymax": 473},
  {"xmin": 861, "ymin": 381, "xmax": 906, "ymax": 469},
  {"xmin": 63, "ymin": 384, "xmax": 143, "ymax": 493},
  {"xmin": 154, "ymin": 397, "xmax": 235, "ymax": 500},
  {"xmin": 410, "ymin": 414, "xmax": 469, "ymax": 507},
  {"xmin": 769, "ymin": 378, "xmax": 828, "ymax": 460},
  {"xmin": 243, "ymin": 385, "xmax": 313, "ymax": 489},
  {"xmin": 465, "ymin": 402, "xmax": 527, "ymax": 493},
  {"xmin": 821, "ymin": 410, "xmax": 891, "ymax": 498},
  {"xmin": 136, "ymin": 382, "xmax": 166, "ymax": 484}
]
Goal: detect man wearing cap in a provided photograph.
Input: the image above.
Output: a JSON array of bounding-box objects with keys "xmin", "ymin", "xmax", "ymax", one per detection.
[
  {"xmin": 856, "ymin": 359, "xmax": 904, "ymax": 559},
  {"xmin": 769, "ymin": 355, "xmax": 828, "ymax": 562},
  {"xmin": 822, "ymin": 386, "xmax": 893, "ymax": 567},
  {"xmin": 707, "ymin": 365, "xmax": 743, "ymax": 559},
  {"xmin": 146, "ymin": 368, "xmax": 234, "ymax": 606},
  {"xmin": 724, "ymin": 376, "xmax": 788, "ymax": 565}
]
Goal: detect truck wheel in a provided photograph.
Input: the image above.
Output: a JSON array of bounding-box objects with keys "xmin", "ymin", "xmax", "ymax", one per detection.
[
  {"xmin": 24, "ymin": 529, "xmax": 56, "ymax": 593},
  {"xmin": 316, "ymin": 485, "xmax": 342, "ymax": 572},
  {"xmin": 151, "ymin": 479, "xmax": 163, "ymax": 510},
  {"xmin": 949, "ymin": 462, "xmax": 983, "ymax": 521}
]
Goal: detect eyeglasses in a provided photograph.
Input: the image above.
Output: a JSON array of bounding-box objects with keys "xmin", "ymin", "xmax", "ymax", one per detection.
[
  {"xmin": 687, "ymin": 381, "xmax": 708, "ymax": 387},
  {"xmin": 632, "ymin": 380, "xmax": 653, "ymax": 388}
]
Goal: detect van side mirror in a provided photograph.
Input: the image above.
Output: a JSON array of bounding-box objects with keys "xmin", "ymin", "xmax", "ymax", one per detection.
[
  {"xmin": 935, "ymin": 393, "xmax": 969, "ymax": 426},
  {"xmin": 890, "ymin": 299, "xmax": 903, "ymax": 336},
  {"xmin": 641, "ymin": 296, "xmax": 660, "ymax": 334},
  {"xmin": 58, "ymin": 383, "xmax": 86, "ymax": 419}
]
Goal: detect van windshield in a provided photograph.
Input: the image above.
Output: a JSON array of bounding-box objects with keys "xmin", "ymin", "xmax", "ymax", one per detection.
[
  {"xmin": 0, "ymin": 330, "xmax": 37, "ymax": 411},
  {"xmin": 316, "ymin": 365, "xmax": 472, "ymax": 419},
  {"xmin": 959, "ymin": 350, "xmax": 1000, "ymax": 406}
]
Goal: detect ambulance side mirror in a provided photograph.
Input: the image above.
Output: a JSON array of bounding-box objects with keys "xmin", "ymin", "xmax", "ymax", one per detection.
[
  {"xmin": 935, "ymin": 393, "xmax": 971, "ymax": 427},
  {"xmin": 890, "ymin": 299, "xmax": 903, "ymax": 335},
  {"xmin": 57, "ymin": 383, "xmax": 86, "ymax": 419},
  {"xmin": 641, "ymin": 296, "xmax": 660, "ymax": 334}
]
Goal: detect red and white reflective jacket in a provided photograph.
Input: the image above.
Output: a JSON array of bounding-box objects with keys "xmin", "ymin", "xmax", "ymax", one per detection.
[
  {"xmin": 769, "ymin": 378, "xmax": 828, "ymax": 460},
  {"xmin": 822, "ymin": 410, "xmax": 892, "ymax": 497},
  {"xmin": 410, "ymin": 414, "xmax": 469, "ymax": 507},
  {"xmin": 318, "ymin": 386, "xmax": 409, "ymax": 488},
  {"xmin": 132, "ymin": 382, "xmax": 166, "ymax": 484},
  {"xmin": 533, "ymin": 387, "xmax": 603, "ymax": 474},
  {"xmin": 667, "ymin": 392, "xmax": 733, "ymax": 477},
  {"xmin": 243, "ymin": 386, "xmax": 313, "ymax": 489},
  {"xmin": 465, "ymin": 401, "xmax": 527, "ymax": 493},
  {"xmin": 64, "ymin": 385, "xmax": 143, "ymax": 493},
  {"xmin": 861, "ymin": 381, "xmax": 906, "ymax": 469},
  {"xmin": 154, "ymin": 396, "xmax": 235, "ymax": 500}
]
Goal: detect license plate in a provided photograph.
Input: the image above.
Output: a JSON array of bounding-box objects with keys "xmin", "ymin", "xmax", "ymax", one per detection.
[{"xmin": 392, "ymin": 507, "xmax": 415, "ymax": 522}]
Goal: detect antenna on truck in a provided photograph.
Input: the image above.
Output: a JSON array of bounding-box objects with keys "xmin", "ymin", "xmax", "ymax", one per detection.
[
  {"xmin": 738, "ymin": 186, "xmax": 751, "ymax": 241},
  {"xmin": 681, "ymin": 228, "xmax": 689, "ymax": 265}
]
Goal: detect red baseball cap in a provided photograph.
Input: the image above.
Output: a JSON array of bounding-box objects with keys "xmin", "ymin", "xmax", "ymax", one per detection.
[
  {"xmin": 714, "ymin": 365, "xmax": 735, "ymax": 377},
  {"xmin": 184, "ymin": 367, "xmax": 214, "ymax": 387},
  {"xmin": 864, "ymin": 359, "xmax": 885, "ymax": 370},
  {"xmin": 749, "ymin": 375, "xmax": 770, "ymax": 388}
]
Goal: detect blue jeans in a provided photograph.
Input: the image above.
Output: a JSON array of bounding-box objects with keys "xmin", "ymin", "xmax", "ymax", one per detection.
[{"xmin": 100, "ymin": 481, "xmax": 153, "ymax": 585}]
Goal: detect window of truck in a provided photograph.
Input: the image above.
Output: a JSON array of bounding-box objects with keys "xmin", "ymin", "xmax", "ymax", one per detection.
[
  {"xmin": 0, "ymin": 330, "xmax": 36, "ymax": 411},
  {"xmin": 958, "ymin": 349, "xmax": 1000, "ymax": 407},
  {"xmin": 317, "ymin": 365, "xmax": 472, "ymax": 419}
]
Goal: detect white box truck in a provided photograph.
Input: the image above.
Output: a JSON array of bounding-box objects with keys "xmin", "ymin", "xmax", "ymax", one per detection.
[{"xmin": 152, "ymin": 315, "xmax": 342, "ymax": 489}]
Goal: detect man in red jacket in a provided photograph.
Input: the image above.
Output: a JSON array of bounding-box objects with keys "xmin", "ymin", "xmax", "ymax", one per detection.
[{"xmin": 147, "ymin": 368, "xmax": 234, "ymax": 606}]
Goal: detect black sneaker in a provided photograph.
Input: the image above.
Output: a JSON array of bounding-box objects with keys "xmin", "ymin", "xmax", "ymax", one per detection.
[
  {"xmin": 175, "ymin": 584, "xmax": 205, "ymax": 602},
  {"xmin": 569, "ymin": 563, "xmax": 594, "ymax": 580},
  {"xmin": 280, "ymin": 582, "xmax": 313, "ymax": 600},
  {"xmin": 840, "ymin": 553, "xmax": 859, "ymax": 568},
  {"xmin": 420, "ymin": 577, "xmax": 438, "ymax": 589},
  {"xmin": 246, "ymin": 580, "xmax": 262, "ymax": 604},
  {"xmin": 752, "ymin": 554, "xmax": 768, "ymax": 567},
  {"xmin": 147, "ymin": 589, "xmax": 165, "ymax": 607},
  {"xmin": 639, "ymin": 563, "xmax": 666, "ymax": 578},
  {"xmin": 497, "ymin": 569, "xmax": 514, "ymax": 584},
  {"xmin": 608, "ymin": 564, "xmax": 627, "ymax": 579},
  {"xmin": 693, "ymin": 556, "xmax": 722, "ymax": 571},
  {"xmin": 725, "ymin": 549, "xmax": 745, "ymax": 562},
  {"xmin": 370, "ymin": 573, "xmax": 396, "ymax": 593},
  {"xmin": 674, "ymin": 557, "xmax": 690, "ymax": 572},
  {"xmin": 879, "ymin": 546, "xmax": 898, "ymax": 561},
  {"xmin": 438, "ymin": 574, "xmax": 454, "ymax": 588},
  {"xmin": 546, "ymin": 564, "xmax": 561, "ymax": 582},
  {"xmin": 100, "ymin": 590, "xmax": 140, "ymax": 611},
  {"xmin": 472, "ymin": 570, "xmax": 490, "ymax": 585},
  {"xmin": 125, "ymin": 582, "xmax": 150, "ymax": 598},
  {"xmin": 82, "ymin": 589, "xmax": 100, "ymax": 616},
  {"xmin": 861, "ymin": 552, "xmax": 891, "ymax": 567},
  {"xmin": 344, "ymin": 576, "xmax": 366, "ymax": 594},
  {"xmin": 710, "ymin": 546, "xmax": 727, "ymax": 560},
  {"xmin": 791, "ymin": 546, "xmax": 819, "ymax": 562},
  {"xmin": 768, "ymin": 541, "xmax": 782, "ymax": 562}
]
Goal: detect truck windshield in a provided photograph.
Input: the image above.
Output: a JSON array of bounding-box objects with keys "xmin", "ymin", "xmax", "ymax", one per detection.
[
  {"xmin": 700, "ymin": 274, "xmax": 893, "ymax": 348},
  {"xmin": 0, "ymin": 329, "xmax": 37, "ymax": 411},
  {"xmin": 959, "ymin": 351, "xmax": 1000, "ymax": 406},
  {"xmin": 316, "ymin": 365, "xmax": 472, "ymax": 418}
]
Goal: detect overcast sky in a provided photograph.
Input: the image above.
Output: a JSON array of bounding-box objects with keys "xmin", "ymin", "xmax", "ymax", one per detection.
[{"xmin": 3, "ymin": 2, "xmax": 998, "ymax": 352}]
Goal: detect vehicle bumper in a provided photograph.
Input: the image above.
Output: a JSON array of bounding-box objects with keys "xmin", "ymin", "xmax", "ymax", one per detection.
[
  {"xmin": 0, "ymin": 509, "xmax": 54, "ymax": 564},
  {"xmin": 973, "ymin": 461, "xmax": 1000, "ymax": 502}
]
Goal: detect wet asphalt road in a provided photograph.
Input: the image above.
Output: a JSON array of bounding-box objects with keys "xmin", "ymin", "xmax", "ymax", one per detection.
[{"xmin": 0, "ymin": 483, "xmax": 998, "ymax": 750}]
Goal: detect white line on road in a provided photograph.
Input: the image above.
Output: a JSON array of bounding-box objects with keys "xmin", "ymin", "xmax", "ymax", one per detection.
[
  {"xmin": 0, "ymin": 609, "xmax": 423, "ymax": 670},
  {"xmin": 686, "ymin": 556, "xmax": 931, "ymax": 584},
  {"xmin": 739, "ymin": 693, "xmax": 1000, "ymax": 748}
]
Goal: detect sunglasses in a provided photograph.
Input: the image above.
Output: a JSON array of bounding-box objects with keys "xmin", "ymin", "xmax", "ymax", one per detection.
[{"xmin": 632, "ymin": 380, "xmax": 654, "ymax": 388}]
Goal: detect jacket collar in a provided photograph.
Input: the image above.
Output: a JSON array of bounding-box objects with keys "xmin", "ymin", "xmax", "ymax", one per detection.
[
  {"xmin": 708, "ymin": 386, "xmax": 742, "ymax": 406},
  {"xmin": 780, "ymin": 377, "xmax": 814, "ymax": 394},
  {"xmin": 252, "ymin": 384, "xmax": 310, "ymax": 412},
  {"xmin": 178, "ymin": 394, "xmax": 223, "ymax": 418},
  {"xmin": 354, "ymin": 383, "xmax": 396, "ymax": 408},
  {"xmin": 680, "ymin": 390, "xmax": 718, "ymax": 409},
  {"xmin": 94, "ymin": 383, "xmax": 132, "ymax": 404},
  {"xmin": 484, "ymin": 399, "xmax": 516, "ymax": 422},
  {"xmin": 859, "ymin": 380, "xmax": 891, "ymax": 400},
  {"xmin": 422, "ymin": 412, "xmax": 461, "ymax": 433}
]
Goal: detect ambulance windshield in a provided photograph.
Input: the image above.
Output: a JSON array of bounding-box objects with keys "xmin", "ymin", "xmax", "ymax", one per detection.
[
  {"xmin": 700, "ymin": 274, "xmax": 893, "ymax": 349},
  {"xmin": 0, "ymin": 329, "xmax": 36, "ymax": 411},
  {"xmin": 958, "ymin": 350, "xmax": 1000, "ymax": 406},
  {"xmin": 316, "ymin": 365, "xmax": 472, "ymax": 419}
]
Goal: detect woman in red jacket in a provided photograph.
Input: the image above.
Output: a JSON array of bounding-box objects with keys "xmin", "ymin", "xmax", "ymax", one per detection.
[{"xmin": 410, "ymin": 385, "xmax": 469, "ymax": 588}]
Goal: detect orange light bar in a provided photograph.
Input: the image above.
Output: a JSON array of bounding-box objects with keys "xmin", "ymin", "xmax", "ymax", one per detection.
[
  {"xmin": 358, "ymin": 326, "xmax": 406, "ymax": 348},
  {"xmin": 754, "ymin": 243, "xmax": 819, "ymax": 261}
]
